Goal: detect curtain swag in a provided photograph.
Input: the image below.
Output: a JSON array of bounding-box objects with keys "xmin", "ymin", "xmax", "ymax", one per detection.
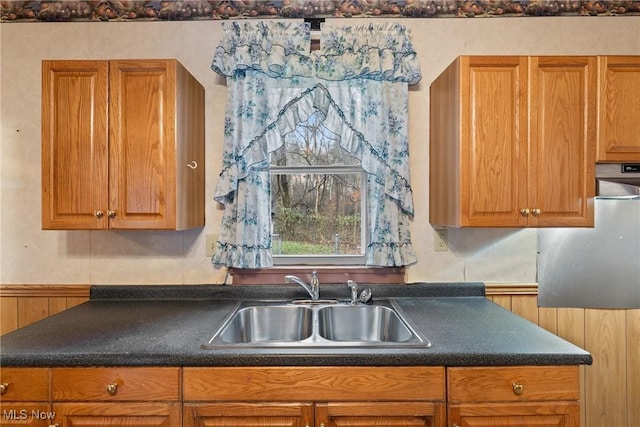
[{"xmin": 211, "ymin": 20, "xmax": 420, "ymax": 269}]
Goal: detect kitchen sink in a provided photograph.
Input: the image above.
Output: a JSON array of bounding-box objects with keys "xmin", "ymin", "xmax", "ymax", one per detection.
[
  {"xmin": 317, "ymin": 305, "xmax": 413, "ymax": 342},
  {"xmin": 202, "ymin": 300, "xmax": 430, "ymax": 349}
]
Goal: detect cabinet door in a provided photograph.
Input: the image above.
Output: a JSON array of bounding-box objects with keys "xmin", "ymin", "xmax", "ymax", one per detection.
[
  {"xmin": 316, "ymin": 402, "xmax": 445, "ymax": 427},
  {"xmin": 461, "ymin": 56, "xmax": 529, "ymax": 227},
  {"xmin": 51, "ymin": 402, "xmax": 180, "ymax": 427},
  {"xmin": 529, "ymin": 57, "xmax": 596, "ymax": 227},
  {"xmin": 598, "ymin": 56, "xmax": 640, "ymax": 162},
  {"xmin": 42, "ymin": 60, "xmax": 109, "ymax": 229},
  {"xmin": 183, "ymin": 402, "xmax": 313, "ymax": 427},
  {"xmin": 0, "ymin": 404, "xmax": 52, "ymax": 427},
  {"xmin": 108, "ymin": 60, "xmax": 177, "ymax": 229},
  {"xmin": 448, "ymin": 402, "xmax": 579, "ymax": 427}
]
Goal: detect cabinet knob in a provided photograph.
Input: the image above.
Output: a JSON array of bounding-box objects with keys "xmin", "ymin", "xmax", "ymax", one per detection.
[
  {"xmin": 106, "ymin": 382, "xmax": 119, "ymax": 395},
  {"xmin": 520, "ymin": 208, "xmax": 530, "ymax": 216},
  {"xmin": 94, "ymin": 210, "xmax": 104, "ymax": 218},
  {"xmin": 512, "ymin": 382, "xmax": 524, "ymax": 395},
  {"xmin": 531, "ymin": 208, "xmax": 541, "ymax": 216},
  {"xmin": 107, "ymin": 210, "xmax": 116, "ymax": 218},
  {"xmin": 0, "ymin": 382, "xmax": 8, "ymax": 395}
]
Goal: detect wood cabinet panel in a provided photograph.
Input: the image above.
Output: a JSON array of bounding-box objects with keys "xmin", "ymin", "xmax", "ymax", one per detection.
[
  {"xmin": 41, "ymin": 59, "xmax": 204, "ymax": 230},
  {"xmin": 183, "ymin": 366, "xmax": 445, "ymax": 402},
  {"xmin": 448, "ymin": 401, "xmax": 579, "ymax": 427},
  {"xmin": 0, "ymin": 404, "xmax": 52, "ymax": 427},
  {"xmin": 52, "ymin": 367, "xmax": 179, "ymax": 402},
  {"xmin": 430, "ymin": 56, "xmax": 595, "ymax": 228},
  {"xmin": 448, "ymin": 366, "xmax": 579, "ymax": 403},
  {"xmin": 0, "ymin": 368, "xmax": 49, "ymax": 402},
  {"xmin": 316, "ymin": 402, "xmax": 445, "ymax": 427},
  {"xmin": 598, "ymin": 56, "xmax": 640, "ymax": 161},
  {"xmin": 41, "ymin": 60, "xmax": 109, "ymax": 230},
  {"xmin": 529, "ymin": 57, "xmax": 596, "ymax": 227},
  {"xmin": 51, "ymin": 402, "xmax": 180, "ymax": 427},
  {"xmin": 183, "ymin": 402, "xmax": 313, "ymax": 427}
]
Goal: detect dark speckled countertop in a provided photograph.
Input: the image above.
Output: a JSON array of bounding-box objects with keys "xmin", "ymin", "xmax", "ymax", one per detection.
[{"xmin": 0, "ymin": 282, "xmax": 592, "ymax": 367}]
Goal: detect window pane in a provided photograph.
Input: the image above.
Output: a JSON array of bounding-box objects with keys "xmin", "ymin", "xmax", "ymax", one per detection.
[{"xmin": 271, "ymin": 172, "xmax": 363, "ymax": 256}]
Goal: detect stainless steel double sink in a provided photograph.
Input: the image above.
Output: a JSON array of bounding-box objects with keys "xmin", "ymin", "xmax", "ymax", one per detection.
[{"xmin": 202, "ymin": 299, "xmax": 430, "ymax": 349}]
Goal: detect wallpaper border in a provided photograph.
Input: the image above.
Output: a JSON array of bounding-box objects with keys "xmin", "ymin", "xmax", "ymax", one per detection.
[{"xmin": 2, "ymin": 1, "xmax": 640, "ymax": 23}]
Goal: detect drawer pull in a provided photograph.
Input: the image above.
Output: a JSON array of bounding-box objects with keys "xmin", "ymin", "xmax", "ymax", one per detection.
[
  {"xmin": 512, "ymin": 382, "xmax": 524, "ymax": 395},
  {"xmin": 0, "ymin": 382, "xmax": 8, "ymax": 395},
  {"xmin": 106, "ymin": 381, "xmax": 120, "ymax": 395},
  {"xmin": 48, "ymin": 424, "xmax": 60, "ymax": 427}
]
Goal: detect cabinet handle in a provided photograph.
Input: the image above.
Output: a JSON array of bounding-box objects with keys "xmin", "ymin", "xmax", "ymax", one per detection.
[
  {"xmin": 519, "ymin": 208, "xmax": 530, "ymax": 216},
  {"xmin": 531, "ymin": 208, "xmax": 541, "ymax": 216},
  {"xmin": 187, "ymin": 160, "xmax": 198, "ymax": 169},
  {"xmin": 512, "ymin": 382, "xmax": 524, "ymax": 395},
  {"xmin": 94, "ymin": 210, "xmax": 104, "ymax": 219},
  {"xmin": 107, "ymin": 210, "xmax": 116, "ymax": 218},
  {"xmin": 48, "ymin": 424, "xmax": 60, "ymax": 427},
  {"xmin": 0, "ymin": 382, "xmax": 8, "ymax": 395},
  {"xmin": 106, "ymin": 381, "xmax": 120, "ymax": 395}
]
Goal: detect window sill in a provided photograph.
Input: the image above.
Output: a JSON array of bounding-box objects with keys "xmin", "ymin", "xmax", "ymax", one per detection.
[{"xmin": 228, "ymin": 267, "xmax": 405, "ymax": 285}]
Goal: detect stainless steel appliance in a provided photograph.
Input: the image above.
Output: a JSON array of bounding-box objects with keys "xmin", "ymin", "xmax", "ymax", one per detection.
[{"xmin": 538, "ymin": 163, "xmax": 640, "ymax": 308}]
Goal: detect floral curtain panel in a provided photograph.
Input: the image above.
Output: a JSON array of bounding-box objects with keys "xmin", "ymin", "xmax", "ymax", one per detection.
[{"xmin": 211, "ymin": 20, "xmax": 421, "ymax": 268}]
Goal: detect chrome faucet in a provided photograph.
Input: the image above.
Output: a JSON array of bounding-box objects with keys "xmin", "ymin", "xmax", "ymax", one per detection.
[
  {"xmin": 347, "ymin": 280, "xmax": 373, "ymax": 305},
  {"xmin": 347, "ymin": 280, "xmax": 359, "ymax": 305},
  {"xmin": 285, "ymin": 271, "xmax": 320, "ymax": 301}
]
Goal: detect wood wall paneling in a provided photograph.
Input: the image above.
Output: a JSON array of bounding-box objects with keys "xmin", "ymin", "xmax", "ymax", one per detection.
[
  {"xmin": 1, "ymin": 284, "xmax": 639, "ymax": 427},
  {"xmin": 0, "ymin": 285, "xmax": 90, "ymax": 335}
]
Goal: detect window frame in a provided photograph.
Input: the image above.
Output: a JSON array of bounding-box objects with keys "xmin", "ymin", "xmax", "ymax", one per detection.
[{"xmin": 270, "ymin": 164, "xmax": 368, "ymax": 266}]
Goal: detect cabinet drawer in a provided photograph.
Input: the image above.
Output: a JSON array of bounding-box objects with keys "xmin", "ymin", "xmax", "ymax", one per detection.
[
  {"xmin": 52, "ymin": 367, "xmax": 179, "ymax": 401},
  {"xmin": 184, "ymin": 366, "xmax": 445, "ymax": 402},
  {"xmin": 447, "ymin": 366, "xmax": 579, "ymax": 403},
  {"xmin": 0, "ymin": 368, "xmax": 49, "ymax": 401}
]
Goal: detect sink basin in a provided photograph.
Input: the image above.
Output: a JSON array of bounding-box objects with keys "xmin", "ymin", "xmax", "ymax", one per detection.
[
  {"xmin": 317, "ymin": 305, "xmax": 413, "ymax": 342},
  {"xmin": 219, "ymin": 305, "xmax": 313, "ymax": 343},
  {"xmin": 202, "ymin": 300, "xmax": 430, "ymax": 349}
]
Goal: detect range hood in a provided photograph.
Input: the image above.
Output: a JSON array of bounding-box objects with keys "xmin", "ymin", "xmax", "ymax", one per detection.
[{"xmin": 596, "ymin": 163, "xmax": 640, "ymax": 198}]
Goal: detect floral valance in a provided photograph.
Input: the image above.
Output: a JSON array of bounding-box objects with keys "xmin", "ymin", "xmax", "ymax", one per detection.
[{"xmin": 212, "ymin": 20, "xmax": 421, "ymax": 85}]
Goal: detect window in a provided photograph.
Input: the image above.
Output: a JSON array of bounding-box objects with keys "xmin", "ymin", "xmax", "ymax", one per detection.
[{"xmin": 271, "ymin": 112, "xmax": 367, "ymax": 265}]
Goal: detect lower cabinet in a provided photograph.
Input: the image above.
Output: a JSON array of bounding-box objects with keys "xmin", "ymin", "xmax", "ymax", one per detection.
[
  {"xmin": 447, "ymin": 366, "xmax": 580, "ymax": 427},
  {"xmin": 184, "ymin": 402, "xmax": 443, "ymax": 427},
  {"xmin": 1, "ymin": 365, "xmax": 581, "ymax": 427},
  {"xmin": 184, "ymin": 402, "xmax": 313, "ymax": 427},
  {"xmin": 49, "ymin": 367, "xmax": 181, "ymax": 427},
  {"xmin": 51, "ymin": 403, "xmax": 181, "ymax": 426},
  {"xmin": 183, "ymin": 366, "xmax": 447, "ymax": 427},
  {"xmin": 0, "ymin": 368, "xmax": 50, "ymax": 427}
]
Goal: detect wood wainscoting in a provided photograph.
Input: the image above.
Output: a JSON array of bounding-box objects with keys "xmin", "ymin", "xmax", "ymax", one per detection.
[
  {"xmin": 487, "ymin": 283, "xmax": 640, "ymax": 427},
  {"xmin": 1, "ymin": 283, "xmax": 638, "ymax": 427},
  {"xmin": 0, "ymin": 285, "xmax": 90, "ymax": 335}
]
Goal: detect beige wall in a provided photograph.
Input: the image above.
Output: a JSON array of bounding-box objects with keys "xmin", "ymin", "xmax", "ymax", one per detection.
[{"xmin": 1, "ymin": 17, "xmax": 639, "ymax": 285}]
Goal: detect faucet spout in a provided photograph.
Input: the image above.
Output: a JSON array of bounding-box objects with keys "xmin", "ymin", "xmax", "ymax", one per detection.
[
  {"xmin": 347, "ymin": 280, "xmax": 358, "ymax": 304},
  {"xmin": 285, "ymin": 272, "xmax": 320, "ymax": 300}
]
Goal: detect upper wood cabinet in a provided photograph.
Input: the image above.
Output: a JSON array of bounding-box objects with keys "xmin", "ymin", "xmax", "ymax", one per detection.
[
  {"xmin": 42, "ymin": 59, "xmax": 205, "ymax": 230},
  {"xmin": 430, "ymin": 56, "xmax": 596, "ymax": 228},
  {"xmin": 598, "ymin": 56, "xmax": 640, "ymax": 162}
]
